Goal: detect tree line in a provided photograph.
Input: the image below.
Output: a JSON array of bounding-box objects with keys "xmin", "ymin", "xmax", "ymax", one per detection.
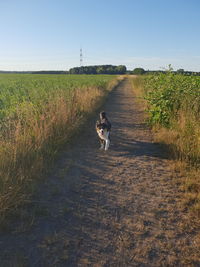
[
  {"xmin": 69, "ymin": 65, "xmax": 127, "ymax": 75},
  {"xmin": 1, "ymin": 66, "xmax": 199, "ymax": 76},
  {"xmin": 130, "ymin": 68, "xmax": 200, "ymax": 76}
]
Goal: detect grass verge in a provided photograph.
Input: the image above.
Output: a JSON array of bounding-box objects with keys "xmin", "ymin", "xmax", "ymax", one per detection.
[
  {"xmin": 0, "ymin": 75, "xmax": 123, "ymax": 225},
  {"xmin": 130, "ymin": 75, "xmax": 200, "ymax": 218}
]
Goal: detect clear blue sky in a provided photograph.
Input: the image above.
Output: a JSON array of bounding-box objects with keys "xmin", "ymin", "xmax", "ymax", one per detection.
[{"xmin": 0, "ymin": 0, "xmax": 199, "ymax": 71}]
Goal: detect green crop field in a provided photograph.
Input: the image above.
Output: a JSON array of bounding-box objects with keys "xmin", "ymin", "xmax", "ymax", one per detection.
[
  {"xmin": 134, "ymin": 73, "xmax": 200, "ymax": 165},
  {"xmin": 0, "ymin": 74, "xmax": 115, "ymax": 122},
  {"xmin": 0, "ymin": 73, "xmax": 119, "ymax": 221},
  {"xmin": 142, "ymin": 73, "xmax": 200, "ymax": 128}
]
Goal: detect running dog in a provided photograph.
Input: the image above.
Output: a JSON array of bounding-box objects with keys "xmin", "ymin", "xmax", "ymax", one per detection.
[{"xmin": 96, "ymin": 111, "xmax": 111, "ymax": 151}]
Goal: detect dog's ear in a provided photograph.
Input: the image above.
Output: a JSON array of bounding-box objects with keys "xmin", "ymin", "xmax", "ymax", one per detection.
[{"xmin": 96, "ymin": 120, "xmax": 100, "ymax": 128}]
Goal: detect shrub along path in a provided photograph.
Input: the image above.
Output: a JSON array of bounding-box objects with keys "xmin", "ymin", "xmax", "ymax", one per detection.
[{"xmin": 0, "ymin": 79, "xmax": 199, "ymax": 266}]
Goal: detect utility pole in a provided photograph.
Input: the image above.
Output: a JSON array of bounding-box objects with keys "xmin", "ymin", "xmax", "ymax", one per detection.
[{"xmin": 80, "ymin": 48, "xmax": 83, "ymax": 67}]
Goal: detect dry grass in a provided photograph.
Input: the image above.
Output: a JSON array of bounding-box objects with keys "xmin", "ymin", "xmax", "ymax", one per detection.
[
  {"xmin": 129, "ymin": 75, "xmax": 147, "ymax": 108},
  {"xmin": 0, "ymin": 77, "xmax": 122, "ymax": 225},
  {"xmin": 130, "ymin": 76, "xmax": 200, "ymax": 218},
  {"xmin": 153, "ymin": 122, "xmax": 200, "ymax": 216},
  {"xmin": 171, "ymin": 161, "xmax": 200, "ymax": 216}
]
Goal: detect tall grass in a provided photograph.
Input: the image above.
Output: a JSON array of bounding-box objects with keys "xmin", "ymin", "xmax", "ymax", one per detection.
[
  {"xmin": 131, "ymin": 73, "xmax": 200, "ymax": 165},
  {"xmin": 0, "ymin": 74, "xmax": 121, "ymax": 223},
  {"xmin": 131, "ymin": 74, "xmax": 200, "ymax": 215}
]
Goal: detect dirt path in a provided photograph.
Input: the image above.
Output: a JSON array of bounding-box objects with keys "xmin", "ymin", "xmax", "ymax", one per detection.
[{"xmin": 0, "ymin": 79, "xmax": 199, "ymax": 266}]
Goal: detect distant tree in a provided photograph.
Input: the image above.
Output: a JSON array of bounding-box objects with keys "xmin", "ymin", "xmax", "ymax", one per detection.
[
  {"xmin": 177, "ymin": 69, "xmax": 185, "ymax": 74},
  {"xmin": 69, "ymin": 65, "xmax": 127, "ymax": 75},
  {"xmin": 116, "ymin": 65, "xmax": 126, "ymax": 74},
  {"xmin": 107, "ymin": 67, "xmax": 115, "ymax": 74},
  {"xmin": 88, "ymin": 66, "xmax": 97, "ymax": 74},
  {"xmin": 96, "ymin": 66, "xmax": 104, "ymax": 74},
  {"xmin": 69, "ymin": 67, "xmax": 79, "ymax": 74},
  {"xmin": 132, "ymin": 68, "xmax": 145, "ymax": 75},
  {"xmin": 79, "ymin": 67, "xmax": 85, "ymax": 74}
]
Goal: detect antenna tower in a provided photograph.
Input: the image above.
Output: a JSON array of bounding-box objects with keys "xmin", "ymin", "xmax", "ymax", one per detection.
[{"xmin": 80, "ymin": 48, "xmax": 83, "ymax": 66}]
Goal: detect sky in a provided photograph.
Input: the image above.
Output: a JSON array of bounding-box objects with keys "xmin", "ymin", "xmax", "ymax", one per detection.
[{"xmin": 0, "ymin": 0, "xmax": 200, "ymax": 71}]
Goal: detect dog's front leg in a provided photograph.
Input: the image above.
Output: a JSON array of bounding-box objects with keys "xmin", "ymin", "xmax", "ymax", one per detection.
[
  {"xmin": 99, "ymin": 138, "xmax": 104, "ymax": 150},
  {"xmin": 105, "ymin": 138, "xmax": 110, "ymax": 151}
]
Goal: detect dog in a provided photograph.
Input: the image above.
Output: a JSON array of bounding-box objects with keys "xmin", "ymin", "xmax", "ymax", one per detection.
[
  {"xmin": 96, "ymin": 111, "xmax": 111, "ymax": 151},
  {"xmin": 96, "ymin": 122, "xmax": 111, "ymax": 150}
]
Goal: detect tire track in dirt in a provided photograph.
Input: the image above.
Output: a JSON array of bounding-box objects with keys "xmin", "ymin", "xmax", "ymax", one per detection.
[{"xmin": 0, "ymin": 79, "xmax": 199, "ymax": 266}]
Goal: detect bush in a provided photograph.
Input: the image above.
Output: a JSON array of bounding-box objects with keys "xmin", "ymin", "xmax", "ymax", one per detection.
[
  {"xmin": 141, "ymin": 72, "xmax": 200, "ymax": 164},
  {"xmin": 132, "ymin": 68, "xmax": 145, "ymax": 75}
]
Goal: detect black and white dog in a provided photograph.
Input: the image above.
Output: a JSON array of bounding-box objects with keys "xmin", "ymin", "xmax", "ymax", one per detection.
[{"xmin": 96, "ymin": 111, "xmax": 111, "ymax": 151}]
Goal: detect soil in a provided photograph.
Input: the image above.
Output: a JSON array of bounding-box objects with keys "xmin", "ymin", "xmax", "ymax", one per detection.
[{"xmin": 0, "ymin": 79, "xmax": 199, "ymax": 266}]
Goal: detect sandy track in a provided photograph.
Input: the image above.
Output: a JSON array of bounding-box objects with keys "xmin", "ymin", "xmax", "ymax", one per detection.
[{"xmin": 0, "ymin": 79, "xmax": 199, "ymax": 266}]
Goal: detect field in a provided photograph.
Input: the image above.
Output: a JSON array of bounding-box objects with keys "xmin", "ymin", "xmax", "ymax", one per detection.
[
  {"xmin": 1, "ymin": 76, "xmax": 200, "ymax": 265},
  {"xmin": 1, "ymin": 77, "xmax": 200, "ymax": 266},
  {"xmin": 0, "ymin": 74, "xmax": 119, "ymax": 222},
  {"xmin": 132, "ymin": 73, "xmax": 200, "ymax": 215}
]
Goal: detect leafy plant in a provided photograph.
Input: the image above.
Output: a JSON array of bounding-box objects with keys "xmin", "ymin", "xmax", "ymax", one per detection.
[{"xmin": 141, "ymin": 72, "xmax": 200, "ymax": 164}]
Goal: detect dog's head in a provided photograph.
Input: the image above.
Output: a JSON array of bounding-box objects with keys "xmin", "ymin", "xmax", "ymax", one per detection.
[{"xmin": 96, "ymin": 122, "xmax": 108, "ymax": 136}]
